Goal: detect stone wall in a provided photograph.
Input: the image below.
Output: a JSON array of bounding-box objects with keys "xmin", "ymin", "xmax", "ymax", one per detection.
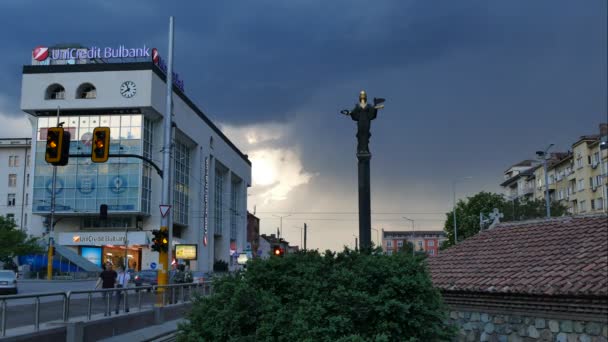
[{"xmin": 447, "ymin": 309, "xmax": 608, "ymax": 342}]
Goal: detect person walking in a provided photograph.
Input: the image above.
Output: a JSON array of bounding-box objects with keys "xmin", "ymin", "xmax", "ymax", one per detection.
[
  {"xmin": 97, "ymin": 262, "xmax": 117, "ymax": 316},
  {"xmin": 115, "ymin": 265, "xmax": 130, "ymax": 314}
]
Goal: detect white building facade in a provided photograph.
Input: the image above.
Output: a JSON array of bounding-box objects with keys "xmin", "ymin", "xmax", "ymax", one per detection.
[
  {"xmin": 0, "ymin": 138, "xmax": 38, "ymax": 232},
  {"xmin": 20, "ymin": 47, "xmax": 251, "ymax": 273}
]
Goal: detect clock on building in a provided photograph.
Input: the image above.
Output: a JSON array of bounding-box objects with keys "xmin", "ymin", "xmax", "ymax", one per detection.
[{"xmin": 120, "ymin": 81, "xmax": 136, "ymax": 98}]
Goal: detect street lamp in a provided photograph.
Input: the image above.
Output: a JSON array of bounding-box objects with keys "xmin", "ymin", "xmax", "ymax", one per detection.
[
  {"xmin": 536, "ymin": 144, "xmax": 554, "ymax": 218},
  {"xmin": 272, "ymin": 214, "xmax": 292, "ymax": 239},
  {"xmin": 402, "ymin": 217, "xmax": 415, "ymax": 256},
  {"xmin": 453, "ymin": 176, "xmax": 472, "ymax": 244}
]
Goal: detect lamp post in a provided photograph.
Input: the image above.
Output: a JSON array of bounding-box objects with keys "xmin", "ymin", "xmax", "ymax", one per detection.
[
  {"xmin": 402, "ymin": 217, "xmax": 415, "ymax": 256},
  {"xmin": 600, "ymin": 140, "xmax": 607, "ymax": 213},
  {"xmin": 453, "ymin": 177, "xmax": 472, "ymax": 245},
  {"xmin": 273, "ymin": 214, "xmax": 292, "ymax": 239},
  {"xmin": 536, "ymin": 144, "xmax": 554, "ymax": 218}
]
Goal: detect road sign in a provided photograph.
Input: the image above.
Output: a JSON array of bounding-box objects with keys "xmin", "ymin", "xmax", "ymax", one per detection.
[
  {"xmin": 159, "ymin": 205, "xmax": 171, "ymax": 218},
  {"xmin": 150, "ymin": 262, "xmax": 157, "ymax": 270}
]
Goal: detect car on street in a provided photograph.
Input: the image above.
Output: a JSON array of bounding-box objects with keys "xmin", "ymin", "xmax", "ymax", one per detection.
[
  {"xmin": 0, "ymin": 270, "xmax": 18, "ymax": 295},
  {"xmin": 133, "ymin": 269, "xmax": 159, "ymax": 291}
]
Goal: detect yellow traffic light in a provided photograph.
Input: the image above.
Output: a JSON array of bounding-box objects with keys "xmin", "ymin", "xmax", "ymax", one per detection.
[
  {"xmin": 91, "ymin": 127, "xmax": 110, "ymax": 163},
  {"xmin": 45, "ymin": 127, "xmax": 69, "ymax": 165}
]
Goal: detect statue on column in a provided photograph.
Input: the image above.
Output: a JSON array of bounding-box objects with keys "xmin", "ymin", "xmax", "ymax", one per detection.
[{"xmin": 341, "ymin": 91, "xmax": 384, "ymax": 155}]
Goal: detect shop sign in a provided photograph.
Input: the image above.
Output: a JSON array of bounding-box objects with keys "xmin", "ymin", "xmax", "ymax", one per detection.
[
  {"xmin": 33, "ymin": 45, "xmax": 151, "ymax": 61},
  {"xmin": 58, "ymin": 231, "xmax": 148, "ymax": 246},
  {"xmin": 175, "ymin": 244, "xmax": 197, "ymax": 260}
]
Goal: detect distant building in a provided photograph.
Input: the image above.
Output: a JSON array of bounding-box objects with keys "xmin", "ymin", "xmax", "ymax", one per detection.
[
  {"xmin": 247, "ymin": 212, "xmax": 260, "ymax": 257},
  {"xmin": 0, "ymin": 138, "xmax": 39, "ymax": 233},
  {"xmin": 259, "ymin": 234, "xmax": 292, "ymax": 259},
  {"xmin": 501, "ymin": 123, "xmax": 608, "ymax": 214},
  {"xmin": 382, "ymin": 230, "xmax": 446, "ymax": 256}
]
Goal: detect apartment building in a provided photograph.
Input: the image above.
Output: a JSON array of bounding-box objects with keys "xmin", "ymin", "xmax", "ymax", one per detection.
[
  {"xmin": 0, "ymin": 138, "xmax": 36, "ymax": 231},
  {"xmin": 382, "ymin": 230, "xmax": 446, "ymax": 256},
  {"xmin": 501, "ymin": 124, "xmax": 608, "ymax": 214}
]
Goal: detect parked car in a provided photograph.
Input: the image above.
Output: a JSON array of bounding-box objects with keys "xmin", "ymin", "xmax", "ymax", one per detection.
[
  {"xmin": 133, "ymin": 270, "xmax": 158, "ymax": 289},
  {"xmin": 0, "ymin": 270, "xmax": 18, "ymax": 295},
  {"xmin": 191, "ymin": 271, "xmax": 214, "ymax": 284}
]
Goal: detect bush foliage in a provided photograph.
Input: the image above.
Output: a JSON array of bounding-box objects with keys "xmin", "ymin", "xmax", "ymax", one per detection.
[{"xmin": 178, "ymin": 248, "xmax": 454, "ymax": 341}]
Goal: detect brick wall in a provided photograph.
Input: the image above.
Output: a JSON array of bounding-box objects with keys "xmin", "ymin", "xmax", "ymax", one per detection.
[{"xmin": 447, "ymin": 309, "xmax": 607, "ymax": 342}]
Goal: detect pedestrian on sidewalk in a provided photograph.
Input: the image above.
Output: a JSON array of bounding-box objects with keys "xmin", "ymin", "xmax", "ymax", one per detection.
[
  {"xmin": 97, "ymin": 262, "xmax": 117, "ymax": 316},
  {"xmin": 115, "ymin": 265, "xmax": 130, "ymax": 314}
]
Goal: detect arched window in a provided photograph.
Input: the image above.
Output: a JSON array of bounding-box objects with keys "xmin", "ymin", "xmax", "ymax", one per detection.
[
  {"xmin": 45, "ymin": 84, "xmax": 65, "ymax": 100},
  {"xmin": 76, "ymin": 83, "xmax": 97, "ymax": 99}
]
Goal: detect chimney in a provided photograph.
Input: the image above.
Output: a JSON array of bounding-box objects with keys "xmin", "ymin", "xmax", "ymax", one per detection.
[{"xmin": 600, "ymin": 123, "xmax": 608, "ymax": 137}]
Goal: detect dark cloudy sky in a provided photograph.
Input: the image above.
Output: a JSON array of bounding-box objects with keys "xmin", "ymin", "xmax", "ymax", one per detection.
[{"xmin": 0, "ymin": 1, "xmax": 606, "ymax": 251}]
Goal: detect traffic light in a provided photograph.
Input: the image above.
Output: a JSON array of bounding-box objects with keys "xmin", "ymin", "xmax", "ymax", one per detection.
[
  {"xmin": 151, "ymin": 229, "xmax": 169, "ymax": 253},
  {"xmin": 91, "ymin": 127, "xmax": 110, "ymax": 163},
  {"xmin": 45, "ymin": 127, "xmax": 70, "ymax": 166},
  {"xmin": 272, "ymin": 246, "xmax": 284, "ymax": 257}
]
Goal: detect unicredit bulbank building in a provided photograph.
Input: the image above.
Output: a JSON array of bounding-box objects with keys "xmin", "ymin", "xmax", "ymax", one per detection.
[{"xmin": 20, "ymin": 44, "xmax": 251, "ymax": 273}]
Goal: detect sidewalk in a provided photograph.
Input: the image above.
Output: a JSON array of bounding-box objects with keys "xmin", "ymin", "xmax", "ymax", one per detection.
[{"xmin": 98, "ymin": 318, "xmax": 185, "ymax": 342}]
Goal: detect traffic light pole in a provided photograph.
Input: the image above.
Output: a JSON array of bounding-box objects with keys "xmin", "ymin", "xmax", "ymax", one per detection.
[
  {"xmin": 46, "ymin": 165, "xmax": 56, "ymax": 280},
  {"xmin": 158, "ymin": 16, "xmax": 175, "ymax": 306},
  {"xmin": 69, "ymin": 153, "xmax": 163, "ymax": 178}
]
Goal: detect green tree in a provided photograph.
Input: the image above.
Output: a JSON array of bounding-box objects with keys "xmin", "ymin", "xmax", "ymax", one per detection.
[
  {"xmin": 0, "ymin": 216, "xmax": 44, "ymax": 265},
  {"xmin": 178, "ymin": 248, "xmax": 455, "ymax": 341},
  {"xmin": 442, "ymin": 192, "xmax": 569, "ymax": 248}
]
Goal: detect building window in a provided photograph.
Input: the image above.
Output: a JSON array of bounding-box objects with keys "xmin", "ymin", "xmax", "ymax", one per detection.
[
  {"xmin": 214, "ymin": 167, "xmax": 225, "ymax": 236},
  {"xmin": 397, "ymin": 240, "xmax": 403, "ymax": 248},
  {"xmin": 45, "ymin": 84, "xmax": 65, "ymax": 100},
  {"xmin": 579, "ymin": 200, "xmax": 586, "ymax": 213},
  {"xmin": 418, "ymin": 241, "xmax": 423, "ymax": 250},
  {"xmin": 26, "ymin": 154, "xmax": 30, "ymax": 167},
  {"xmin": 428, "ymin": 240, "xmax": 435, "ymax": 247},
  {"xmin": 26, "ymin": 174, "xmax": 30, "ymax": 187},
  {"xmin": 576, "ymin": 156, "xmax": 583, "ymax": 169},
  {"xmin": 386, "ymin": 240, "xmax": 392, "ymax": 248},
  {"xmin": 8, "ymin": 174, "xmax": 17, "ymax": 187},
  {"xmin": 230, "ymin": 178, "xmax": 241, "ymax": 240},
  {"xmin": 598, "ymin": 198, "xmax": 605, "ymax": 210},
  {"xmin": 8, "ymin": 155, "xmax": 19, "ymax": 167},
  {"xmin": 7, "ymin": 194, "xmax": 15, "ymax": 206},
  {"xmin": 23, "ymin": 213, "xmax": 27, "ymax": 227},
  {"xmin": 141, "ymin": 118, "xmax": 153, "ymax": 214},
  {"xmin": 6, "ymin": 214, "xmax": 14, "ymax": 221},
  {"xmin": 76, "ymin": 83, "xmax": 97, "ymax": 99},
  {"xmin": 429, "ymin": 249, "xmax": 435, "ymax": 256},
  {"xmin": 173, "ymin": 140, "xmax": 190, "ymax": 225},
  {"xmin": 25, "ymin": 193, "xmax": 29, "ymax": 205},
  {"xmin": 387, "ymin": 250, "xmax": 393, "ymax": 256},
  {"xmin": 593, "ymin": 152, "xmax": 600, "ymax": 164},
  {"xmin": 578, "ymin": 179, "xmax": 585, "ymax": 191}
]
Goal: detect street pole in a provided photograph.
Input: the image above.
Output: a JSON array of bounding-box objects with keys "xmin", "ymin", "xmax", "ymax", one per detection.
[
  {"xmin": 403, "ymin": 217, "xmax": 414, "ymax": 256},
  {"xmin": 452, "ymin": 180, "xmax": 457, "ymax": 245},
  {"xmin": 47, "ymin": 107, "xmax": 60, "ymax": 280},
  {"xmin": 537, "ymin": 144, "xmax": 554, "ymax": 218},
  {"xmin": 543, "ymin": 157, "xmax": 551, "ymax": 218},
  {"xmin": 304, "ymin": 223, "xmax": 307, "ymax": 250},
  {"xmin": 158, "ymin": 16, "xmax": 175, "ymax": 305},
  {"xmin": 600, "ymin": 141, "xmax": 607, "ymax": 213},
  {"xmin": 273, "ymin": 214, "xmax": 291, "ymax": 240}
]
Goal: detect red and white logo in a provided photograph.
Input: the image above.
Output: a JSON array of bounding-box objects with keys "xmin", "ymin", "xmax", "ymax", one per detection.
[
  {"xmin": 32, "ymin": 46, "xmax": 49, "ymax": 61},
  {"xmin": 152, "ymin": 48, "xmax": 159, "ymax": 64}
]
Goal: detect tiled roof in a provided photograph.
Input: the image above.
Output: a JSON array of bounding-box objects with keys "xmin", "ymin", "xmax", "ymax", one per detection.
[{"xmin": 428, "ymin": 215, "xmax": 608, "ymax": 297}]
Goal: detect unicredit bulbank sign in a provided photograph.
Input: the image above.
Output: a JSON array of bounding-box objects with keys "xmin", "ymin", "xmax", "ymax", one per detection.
[{"xmin": 33, "ymin": 45, "xmax": 151, "ymax": 61}]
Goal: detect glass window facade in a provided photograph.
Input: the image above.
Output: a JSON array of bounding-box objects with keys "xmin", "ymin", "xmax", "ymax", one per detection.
[
  {"xmin": 173, "ymin": 140, "xmax": 190, "ymax": 225},
  {"xmin": 140, "ymin": 118, "xmax": 153, "ymax": 214},
  {"xmin": 230, "ymin": 179, "xmax": 240, "ymax": 240},
  {"xmin": 33, "ymin": 114, "xmax": 143, "ymax": 214}
]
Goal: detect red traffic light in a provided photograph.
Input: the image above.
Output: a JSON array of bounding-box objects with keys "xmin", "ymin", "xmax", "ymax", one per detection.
[{"xmin": 272, "ymin": 246, "xmax": 284, "ymax": 257}]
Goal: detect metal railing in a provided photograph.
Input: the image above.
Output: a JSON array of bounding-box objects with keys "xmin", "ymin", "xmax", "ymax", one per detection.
[{"xmin": 0, "ymin": 282, "xmax": 212, "ymax": 337}]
